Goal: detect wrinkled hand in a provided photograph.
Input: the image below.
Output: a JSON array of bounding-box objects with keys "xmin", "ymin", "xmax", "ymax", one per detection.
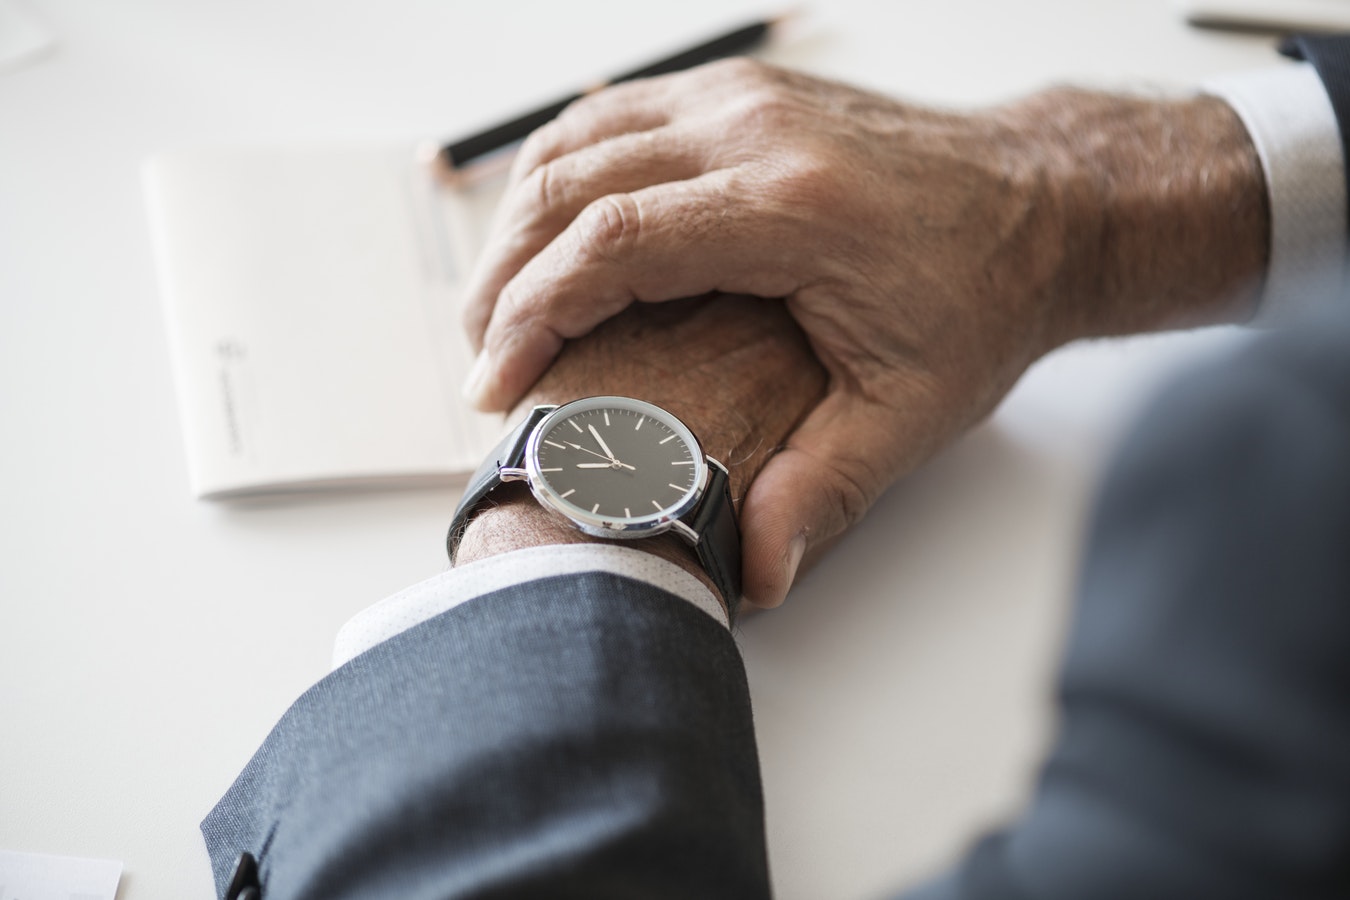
[
  {"xmin": 456, "ymin": 294, "xmax": 826, "ymax": 614},
  {"xmin": 461, "ymin": 59, "xmax": 1266, "ymax": 607}
]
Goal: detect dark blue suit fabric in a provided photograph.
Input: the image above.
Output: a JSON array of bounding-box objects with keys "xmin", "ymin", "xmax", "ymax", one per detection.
[{"xmin": 909, "ymin": 311, "xmax": 1350, "ymax": 900}]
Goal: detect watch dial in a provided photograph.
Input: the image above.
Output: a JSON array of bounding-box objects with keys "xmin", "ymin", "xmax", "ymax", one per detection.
[{"xmin": 532, "ymin": 401, "xmax": 699, "ymax": 522}]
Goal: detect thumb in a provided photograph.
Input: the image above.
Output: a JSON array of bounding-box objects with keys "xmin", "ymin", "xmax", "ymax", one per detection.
[{"xmin": 737, "ymin": 392, "xmax": 900, "ymax": 608}]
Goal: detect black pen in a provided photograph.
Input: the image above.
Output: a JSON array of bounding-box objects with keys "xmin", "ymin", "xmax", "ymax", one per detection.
[{"xmin": 437, "ymin": 13, "xmax": 794, "ymax": 170}]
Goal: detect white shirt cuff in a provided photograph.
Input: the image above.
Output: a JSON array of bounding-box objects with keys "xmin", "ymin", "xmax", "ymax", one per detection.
[
  {"xmin": 1205, "ymin": 64, "xmax": 1347, "ymax": 323},
  {"xmin": 332, "ymin": 543, "xmax": 726, "ymax": 669}
]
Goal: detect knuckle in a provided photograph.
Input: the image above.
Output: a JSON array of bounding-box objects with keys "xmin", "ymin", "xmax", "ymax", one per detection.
[
  {"xmin": 576, "ymin": 193, "xmax": 642, "ymax": 260},
  {"xmin": 820, "ymin": 460, "xmax": 877, "ymax": 531},
  {"xmin": 740, "ymin": 87, "xmax": 800, "ymax": 129},
  {"xmin": 712, "ymin": 81, "xmax": 803, "ymax": 140},
  {"xmin": 488, "ymin": 277, "xmax": 529, "ymax": 337},
  {"xmin": 777, "ymin": 154, "xmax": 837, "ymax": 205},
  {"xmin": 706, "ymin": 55, "xmax": 770, "ymax": 83},
  {"xmin": 515, "ymin": 119, "xmax": 566, "ymax": 171},
  {"xmin": 520, "ymin": 158, "xmax": 567, "ymax": 219},
  {"xmin": 557, "ymin": 89, "xmax": 609, "ymax": 122},
  {"xmin": 493, "ymin": 279, "xmax": 536, "ymax": 333}
]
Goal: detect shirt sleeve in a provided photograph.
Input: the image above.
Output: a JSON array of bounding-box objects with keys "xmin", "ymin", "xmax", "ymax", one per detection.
[
  {"xmin": 332, "ymin": 543, "xmax": 726, "ymax": 668},
  {"xmin": 1205, "ymin": 64, "xmax": 1347, "ymax": 323}
]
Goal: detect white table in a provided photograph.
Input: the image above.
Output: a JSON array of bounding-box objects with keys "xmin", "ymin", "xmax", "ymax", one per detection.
[{"xmin": 0, "ymin": 2, "xmax": 1279, "ymax": 897}]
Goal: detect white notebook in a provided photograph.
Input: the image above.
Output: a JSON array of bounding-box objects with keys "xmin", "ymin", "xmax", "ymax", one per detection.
[{"xmin": 144, "ymin": 144, "xmax": 508, "ymax": 498}]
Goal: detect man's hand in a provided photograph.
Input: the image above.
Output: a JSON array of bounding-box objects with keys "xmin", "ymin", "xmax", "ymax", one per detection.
[
  {"xmin": 461, "ymin": 59, "xmax": 1268, "ymax": 607},
  {"xmin": 455, "ymin": 293, "xmax": 827, "ymax": 612}
]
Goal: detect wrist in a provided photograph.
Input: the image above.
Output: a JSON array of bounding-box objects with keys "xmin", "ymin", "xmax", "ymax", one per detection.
[{"xmin": 1006, "ymin": 89, "xmax": 1269, "ymax": 349}]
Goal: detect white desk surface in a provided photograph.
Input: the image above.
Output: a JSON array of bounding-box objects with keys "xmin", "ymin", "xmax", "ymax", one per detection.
[{"xmin": 0, "ymin": 2, "xmax": 1279, "ymax": 897}]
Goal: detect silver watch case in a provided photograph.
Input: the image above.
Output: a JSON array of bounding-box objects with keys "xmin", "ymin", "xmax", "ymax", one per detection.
[{"xmin": 505, "ymin": 396, "xmax": 711, "ymax": 542}]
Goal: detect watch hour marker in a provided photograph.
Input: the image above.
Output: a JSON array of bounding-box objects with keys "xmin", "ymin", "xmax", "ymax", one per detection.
[
  {"xmin": 652, "ymin": 500, "xmax": 663, "ymax": 511},
  {"xmin": 545, "ymin": 440, "xmax": 566, "ymax": 450},
  {"xmin": 624, "ymin": 507, "xmax": 631, "ymax": 518},
  {"xmin": 591, "ymin": 503, "xmax": 600, "ymax": 514},
  {"xmin": 569, "ymin": 419, "xmax": 583, "ymax": 433},
  {"xmin": 668, "ymin": 483, "xmax": 685, "ymax": 491},
  {"xmin": 659, "ymin": 434, "xmax": 677, "ymax": 444},
  {"xmin": 671, "ymin": 460, "xmax": 694, "ymax": 465},
  {"xmin": 540, "ymin": 467, "xmax": 562, "ymax": 473},
  {"xmin": 560, "ymin": 488, "xmax": 575, "ymax": 499},
  {"xmin": 604, "ymin": 411, "xmax": 610, "ymax": 427},
  {"xmin": 635, "ymin": 416, "xmax": 644, "ymax": 431}
]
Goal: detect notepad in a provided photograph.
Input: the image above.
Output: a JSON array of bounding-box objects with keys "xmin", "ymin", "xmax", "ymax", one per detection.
[
  {"xmin": 144, "ymin": 144, "xmax": 508, "ymax": 498},
  {"xmin": 1179, "ymin": 0, "xmax": 1350, "ymax": 32}
]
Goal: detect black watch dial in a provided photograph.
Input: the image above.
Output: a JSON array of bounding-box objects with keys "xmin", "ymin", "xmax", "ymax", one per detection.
[{"xmin": 527, "ymin": 397, "xmax": 705, "ymax": 532}]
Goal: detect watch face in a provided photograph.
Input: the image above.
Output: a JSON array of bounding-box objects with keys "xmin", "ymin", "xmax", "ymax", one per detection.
[{"xmin": 526, "ymin": 396, "xmax": 707, "ymax": 537}]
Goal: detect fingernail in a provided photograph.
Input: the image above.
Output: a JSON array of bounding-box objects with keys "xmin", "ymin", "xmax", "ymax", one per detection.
[
  {"xmin": 463, "ymin": 352, "xmax": 491, "ymax": 407},
  {"xmin": 782, "ymin": 532, "xmax": 808, "ymax": 596}
]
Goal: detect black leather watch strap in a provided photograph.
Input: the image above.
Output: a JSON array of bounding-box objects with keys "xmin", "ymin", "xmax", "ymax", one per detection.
[
  {"xmin": 445, "ymin": 403, "xmax": 742, "ymax": 620},
  {"xmin": 687, "ymin": 458, "xmax": 743, "ymax": 619},
  {"xmin": 445, "ymin": 405, "xmax": 554, "ymax": 562}
]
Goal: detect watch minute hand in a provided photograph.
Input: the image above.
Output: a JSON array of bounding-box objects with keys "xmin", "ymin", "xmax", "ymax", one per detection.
[{"xmin": 587, "ymin": 424, "xmax": 617, "ymax": 461}]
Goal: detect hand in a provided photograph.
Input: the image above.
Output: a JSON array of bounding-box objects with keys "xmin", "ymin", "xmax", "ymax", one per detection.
[
  {"xmin": 461, "ymin": 59, "xmax": 1267, "ymax": 607},
  {"xmin": 455, "ymin": 293, "xmax": 827, "ymax": 613}
]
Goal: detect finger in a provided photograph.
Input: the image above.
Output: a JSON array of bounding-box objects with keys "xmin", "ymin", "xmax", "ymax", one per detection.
[
  {"xmin": 737, "ymin": 391, "xmax": 903, "ymax": 608},
  {"xmin": 467, "ymin": 170, "xmax": 805, "ymax": 410},
  {"xmin": 503, "ymin": 58, "xmax": 767, "ymax": 188},
  {"xmin": 504, "ymin": 76, "xmax": 679, "ymax": 190},
  {"xmin": 464, "ymin": 58, "xmax": 794, "ymax": 352},
  {"xmin": 461, "ymin": 125, "xmax": 709, "ymax": 349}
]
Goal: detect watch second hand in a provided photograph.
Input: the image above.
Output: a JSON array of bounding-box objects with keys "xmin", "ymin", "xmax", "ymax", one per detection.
[{"xmin": 565, "ymin": 441, "xmax": 612, "ymax": 461}]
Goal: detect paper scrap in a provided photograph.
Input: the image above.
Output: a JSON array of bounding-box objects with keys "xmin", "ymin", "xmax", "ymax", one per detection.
[{"xmin": 0, "ymin": 850, "xmax": 122, "ymax": 900}]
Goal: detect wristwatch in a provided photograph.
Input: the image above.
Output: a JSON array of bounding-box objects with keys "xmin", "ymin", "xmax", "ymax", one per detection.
[{"xmin": 446, "ymin": 396, "xmax": 742, "ymax": 614}]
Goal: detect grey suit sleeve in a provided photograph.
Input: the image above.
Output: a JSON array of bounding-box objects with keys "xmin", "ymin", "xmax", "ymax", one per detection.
[
  {"xmin": 202, "ymin": 573, "xmax": 770, "ymax": 899},
  {"xmin": 909, "ymin": 314, "xmax": 1350, "ymax": 899}
]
